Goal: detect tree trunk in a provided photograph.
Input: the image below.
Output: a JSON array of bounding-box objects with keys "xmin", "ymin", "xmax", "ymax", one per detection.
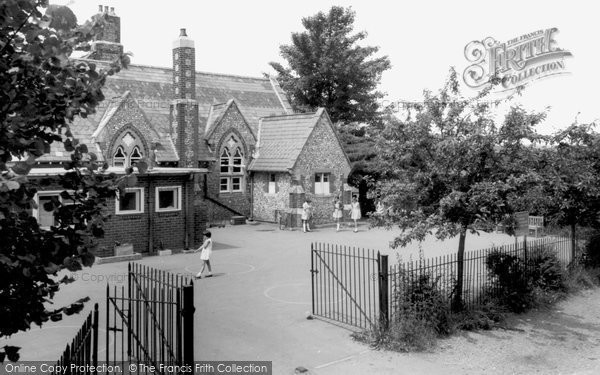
[
  {"xmin": 571, "ymin": 223, "xmax": 577, "ymax": 264},
  {"xmin": 452, "ymin": 229, "xmax": 466, "ymax": 312}
]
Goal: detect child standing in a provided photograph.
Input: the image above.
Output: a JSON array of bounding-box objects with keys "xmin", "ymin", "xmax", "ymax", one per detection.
[
  {"xmin": 195, "ymin": 231, "xmax": 213, "ymax": 279},
  {"xmin": 302, "ymin": 199, "xmax": 312, "ymax": 232},
  {"xmin": 350, "ymin": 196, "xmax": 361, "ymax": 232},
  {"xmin": 332, "ymin": 197, "xmax": 343, "ymax": 231}
]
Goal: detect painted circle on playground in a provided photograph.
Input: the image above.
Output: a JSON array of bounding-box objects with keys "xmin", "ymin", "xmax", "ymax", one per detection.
[
  {"xmin": 264, "ymin": 282, "xmax": 347, "ymax": 305},
  {"xmin": 263, "ymin": 282, "xmax": 312, "ymax": 305},
  {"xmin": 184, "ymin": 262, "xmax": 256, "ymax": 276}
]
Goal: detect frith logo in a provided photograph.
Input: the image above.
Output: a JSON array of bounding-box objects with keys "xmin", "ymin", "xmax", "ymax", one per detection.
[{"xmin": 463, "ymin": 28, "xmax": 572, "ymax": 91}]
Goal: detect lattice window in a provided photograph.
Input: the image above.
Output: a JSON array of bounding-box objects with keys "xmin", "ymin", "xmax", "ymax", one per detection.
[{"xmin": 219, "ymin": 135, "xmax": 245, "ymax": 193}]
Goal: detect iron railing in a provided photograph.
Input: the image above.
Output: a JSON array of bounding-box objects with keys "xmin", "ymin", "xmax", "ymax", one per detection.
[
  {"xmin": 311, "ymin": 243, "xmax": 388, "ymax": 330},
  {"xmin": 106, "ymin": 263, "xmax": 194, "ymax": 372},
  {"xmin": 53, "ymin": 303, "xmax": 99, "ymax": 375},
  {"xmin": 312, "ymin": 236, "xmax": 575, "ymax": 330}
]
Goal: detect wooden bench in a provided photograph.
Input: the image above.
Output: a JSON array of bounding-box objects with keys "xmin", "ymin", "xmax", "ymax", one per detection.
[{"xmin": 528, "ymin": 216, "xmax": 544, "ymax": 237}]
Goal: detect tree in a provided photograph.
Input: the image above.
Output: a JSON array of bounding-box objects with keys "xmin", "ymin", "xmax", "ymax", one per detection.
[
  {"xmin": 519, "ymin": 122, "xmax": 600, "ymax": 255},
  {"xmin": 270, "ymin": 6, "xmax": 391, "ymax": 126},
  {"xmin": 372, "ymin": 69, "xmax": 546, "ymax": 310},
  {"xmin": 0, "ymin": 0, "xmax": 128, "ymax": 360}
]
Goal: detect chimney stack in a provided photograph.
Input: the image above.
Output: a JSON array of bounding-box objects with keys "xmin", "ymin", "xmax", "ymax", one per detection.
[
  {"xmin": 85, "ymin": 5, "xmax": 123, "ymax": 61},
  {"xmin": 170, "ymin": 29, "xmax": 198, "ymax": 167}
]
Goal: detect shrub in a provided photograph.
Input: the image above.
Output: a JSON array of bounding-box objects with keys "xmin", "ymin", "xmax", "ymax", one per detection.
[
  {"xmin": 354, "ymin": 268, "xmax": 453, "ymax": 352},
  {"xmin": 584, "ymin": 232, "xmax": 600, "ymax": 268},
  {"xmin": 485, "ymin": 246, "xmax": 567, "ymax": 313}
]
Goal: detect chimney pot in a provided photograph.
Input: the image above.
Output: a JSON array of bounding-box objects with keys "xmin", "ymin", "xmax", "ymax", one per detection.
[
  {"xmin": 98, "ymin": 5, "xmax": 103, "ymax": 12},
  {"xmin": 180, "ymin": 28, "xmax": 187, "ymax": 37},
  {"xmin": 104, "ymin": 5, "xmax": 109, "ymax": 13},
  {"xmin": 110, "ymin": 7, "xmax": 115, "ymax": 14}
]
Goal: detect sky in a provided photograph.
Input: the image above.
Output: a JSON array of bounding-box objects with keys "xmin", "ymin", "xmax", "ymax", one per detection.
[{"xmin": 56, "ymin": 0, "xmax": 599, "ymax": 133}]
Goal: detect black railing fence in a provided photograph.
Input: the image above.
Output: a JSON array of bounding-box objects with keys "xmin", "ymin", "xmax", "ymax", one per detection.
[
  {"xmin": 106, "ymin": 263, "xmax": 194, "ymax": 370},
  {"xmin": 311, "ymin": 236, "xmax": 575, "ymax": 330},
  {"xmin": 310, "ymin": 244, "xmax": 384, "ymax": 330},
  {"xmin": 53, "ymin": 304, "xmax": 99, "ymax": 375}
]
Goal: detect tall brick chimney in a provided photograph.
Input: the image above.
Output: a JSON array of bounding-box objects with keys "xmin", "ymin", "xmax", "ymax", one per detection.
[
  {"xmin": 170, "ymin": 28, "xmax": 199, "ymax": 167},
  {"xmin": 85, "ymin": 4, "xmax": 123, "ymax": 61}
]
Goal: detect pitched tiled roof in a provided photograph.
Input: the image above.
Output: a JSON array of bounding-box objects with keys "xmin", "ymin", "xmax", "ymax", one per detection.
[
  {"xmin": 204, "ymin": 101, "xmax": 231, "ymax": 136},
  {"xmin": 248, "ymin": 109, "xmax": 325, "ymax": 172},
  {"xmin": 39, "ymin": 60, "xmax": 290, "ymax": 163},
  {"xmin": 90, "ymin": 91, "xmax": 179, "ymax": 162}
]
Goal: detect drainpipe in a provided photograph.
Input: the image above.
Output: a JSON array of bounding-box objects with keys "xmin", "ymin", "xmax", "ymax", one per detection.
[
  {"xmin": 249, "ymin": 172, "xmax": 254, "ymax": 220},
  {"xmin": 147, "ymin": 175, "xmax": 154, "ymax": 253},
  {"xmin": 183, "ymin": 174, "xmax": 191, "ymax": 250}
]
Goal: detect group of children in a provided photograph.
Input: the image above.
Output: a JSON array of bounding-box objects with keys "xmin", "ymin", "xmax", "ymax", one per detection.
[
  {"xmin": 302, "ymin": 196, "xmax": 361, "ymax": 233},
  {"xmin": 195, "ymin": 196, "xmax": 363, "ymax": 279}
]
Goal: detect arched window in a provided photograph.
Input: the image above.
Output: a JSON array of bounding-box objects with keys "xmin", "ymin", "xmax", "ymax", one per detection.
[
  {"xmin": 232, "ymin": 148, "xmax": 243, "ymax": 173},
  {"xmin": 220, "ymin": 149, "xmax": 231, "ymax": 173},
  {"xmin": 113, "ymin": 146, "xmax": 126, "ymax": 167},
  {"xmin": 130, "ymin": 146, "xmax": 142, "ymax": 166},
  {"xmin": 111, "ymin": 130, "xmax": 146, "ymax": 168},
  {"xmin": 219, "ymin": 135, "xmax": 245, "ymax": 193}
]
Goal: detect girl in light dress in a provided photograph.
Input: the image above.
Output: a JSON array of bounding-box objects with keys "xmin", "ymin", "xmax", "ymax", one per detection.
[
  {"xmin": 302, "ymin": 199, "xmax": 312, "ymax": 233},
  {"xmin": 350, "ymin": 196, "xmax": 361, "ymax": 232},
  {"xmin": 195, "ymin": 231, "xmax": 213, "ymax": 279},
  {"xmin": 332, "ymin": 196, "xmax": 343, "ymax": 231}
]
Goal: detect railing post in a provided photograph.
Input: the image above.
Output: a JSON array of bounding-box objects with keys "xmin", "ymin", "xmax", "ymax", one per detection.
[
  {"xmin": 182, "ymin": 281, "xmax": 195, "ymax": 366},
  {"xmin": 311, "ymin": 243, "xmax": 315, "ymax": 315},
  {"xmin": 378, "ymin": 253, "xmax": 389, "ymax": 330},
  {"xmin": 92, "ymin": 303, "xmax": 99, "ymax": 374}
]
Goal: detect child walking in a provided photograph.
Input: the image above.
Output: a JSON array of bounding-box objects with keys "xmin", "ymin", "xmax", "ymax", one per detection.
[
  {"xmin": 350, "ymin": 196, "xmax": 361, "ymax": 232},
  {"xmin": 195, "ymin": 231, "xmax": 213, "ymax": 279}
]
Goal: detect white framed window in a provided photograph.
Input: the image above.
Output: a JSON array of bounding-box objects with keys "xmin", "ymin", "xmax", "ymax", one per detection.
[
  {"xmin": 116, "ymin": 188, "xmax": 144, "ymax": 215},
  {"xmin": 155, "ymin": 186, "xmax": 182, "ymax": 212},
  {"xmin": 268, "ymin": 173, "xmax": 276, "ymax": 194},
  {"xmin": 315, "ymin": 173, "xmax": 330, "ymax": 195},
  {"xmin": 33, "ymin": 191, "xmax": 75, "ymax": 228},
  {"xmin": 219, "ymin": 177, "xmax": 229, "ymax": 193},
  {"xmin": 231, "ymin": 177, "xmax": 242, "ymax": 192}
]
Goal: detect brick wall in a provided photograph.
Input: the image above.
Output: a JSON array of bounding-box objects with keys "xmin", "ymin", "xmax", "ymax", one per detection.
[
  {"xmin": 31, "ymin": 173, "xmax": 206, "ymax": 258},
  {"xmin": 87, "ymin": 11, "xmax": 122, "ymax": 61}
]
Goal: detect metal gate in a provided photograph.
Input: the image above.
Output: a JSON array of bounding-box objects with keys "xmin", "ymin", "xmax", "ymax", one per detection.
[
  {"xmin": 106, "ymin": 263, "xmax": 195, "ymax": 368},
  {"xmin": 310, "ymin": 243, "xmax": 389, "ymax": 330}
]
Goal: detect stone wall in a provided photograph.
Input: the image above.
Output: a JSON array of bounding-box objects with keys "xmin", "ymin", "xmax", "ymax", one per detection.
[
  {"xmin": 204, "ymin": 105, "xmax": 256, "ymax": 221},
  {"xmin": 292, "ymin": 115, "xmax": 352, "ymax": 225},
  {"xmin": 251, "ymin": 172, "xmax": 292, "ymax": 222}
]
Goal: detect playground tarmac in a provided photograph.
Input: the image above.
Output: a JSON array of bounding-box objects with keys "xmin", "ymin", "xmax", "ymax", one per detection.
[{"xmin": 5, "ymin": 221, "xmax": 540, "ymax": 374}]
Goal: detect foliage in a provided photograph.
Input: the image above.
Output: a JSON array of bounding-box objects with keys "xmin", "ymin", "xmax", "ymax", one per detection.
[
  {"xmin": 372, "ymin": 68, "xmax": 548, "ymax": 309},
  {"xmin": 354, "ymin": 267, "xmax": 453, "ymax": 352},
  {"xmin": 0, "ymin": 0, "xmax": 129, "ymax": 358},
  {"xmin": 584, "ymin": 232, "xmax": 600, "ymax": 268},
  {"xmin": 270, "ymin": 6, "xmax": 391, "ymax": 126},
  {"xmin": 485, "ymin": 247, "xmax": 566, "ymax": 313}
]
